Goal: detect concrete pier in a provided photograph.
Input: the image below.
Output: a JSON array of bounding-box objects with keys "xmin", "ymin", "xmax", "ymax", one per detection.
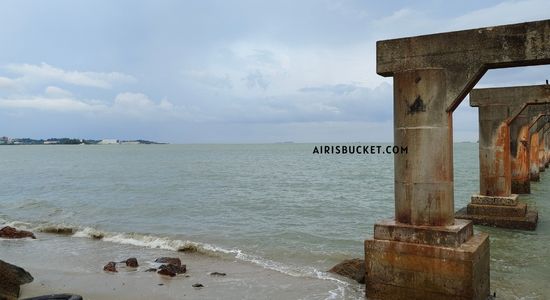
[
  {"xmin": 544, "ymin": 123, "xmax": 550, "ymax": 167},
  {"xmin": 366, "ymin": 19, "xmax": 550, "ymax": 300},
  {"xmin": 454, "ymin": 87, "xmax": 543, "ymax": 230},
  {"xmin": 507, "ymin": 96, "xmax": 550, "ymax": 193},
  {"xmin": 529, "ymin": 114, "xmax": 550, "ymax": 180}
]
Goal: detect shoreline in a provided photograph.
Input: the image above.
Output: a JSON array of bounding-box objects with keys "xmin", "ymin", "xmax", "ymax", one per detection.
[{"xmin": 1, "ymin": 230, "xmax": 363, "ymax": 300}]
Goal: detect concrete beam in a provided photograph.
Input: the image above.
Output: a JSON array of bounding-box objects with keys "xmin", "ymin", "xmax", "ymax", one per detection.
[{"xmin": 377, "ymin": 19, "xmax": 550, "ymax": 112}]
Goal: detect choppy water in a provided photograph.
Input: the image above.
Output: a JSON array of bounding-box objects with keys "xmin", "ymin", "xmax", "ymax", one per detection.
[{"xmin": 1, "ymin": 143, "xmax": 549, "ymax": 299}]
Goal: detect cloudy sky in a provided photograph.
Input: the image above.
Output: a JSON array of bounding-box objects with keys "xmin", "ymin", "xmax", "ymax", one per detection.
[{"xmin": 0, "ymin": 0, "xmax": 549, "ymax": 143}]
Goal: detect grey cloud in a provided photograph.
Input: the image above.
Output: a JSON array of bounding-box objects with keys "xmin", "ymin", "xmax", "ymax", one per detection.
[
  {"xmin": 299, "ymin": 84, "xmax": 359, "ymax": 95},
  {"xmin": 243, "ymin": 70, "xmax": 270, "ymax": 90}
]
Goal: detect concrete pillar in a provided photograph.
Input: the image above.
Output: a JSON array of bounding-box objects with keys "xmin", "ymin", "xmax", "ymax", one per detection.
[
  {"xmin": 530, "ymin": 131, "xmax": 541, "ymax": 181},
  {"xmin": 511, "ymin": 122, "xmax": 531, "ymax": 193},
  {"xmin": 394, "ymin": 69, "xmax": 454, "ymax": 226},
  {"xmin": 508, "ymin": 101, "xmax": 550, "ymax": 193},
  {"xmin": 477, "ymin": 106, "xmax": 512, "ymax": 197},
  {"xmin": 544, "ymin": 123, "xmax": 550, "ymax": 168},
  {"xmin": 529, "ymin": 114, "xmax": 549, "ymax": 180},
  {"xmin": 366, "ymin": 19, "xmax": 550, "ymax": 300},
  {"xmin": 454, "ymin": 87, "xmax": 542, "ymax": 230},
  {"xmin": 539, "ymin": 128, "xmax": 546, "ymax": 172}
]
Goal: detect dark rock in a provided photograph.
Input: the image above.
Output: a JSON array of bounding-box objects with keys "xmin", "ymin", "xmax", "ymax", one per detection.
[
  {"xmin": 90, "ymin": 233, "xmax": 104, "ymax": 240},
  {"xmin": 38, "ymin": 227, "xmax": 74, "ymax": 235},
  {"xmin": 0, "ymin": 226, "xmax": 36, "ymax": 239},
  {"xmin": 144, "ymin": 268, "xmax": 157, "ymax": 272},
  {"xmin": 177, "ymin": 245, "xmax": 198, "ymax": 252},
  {"xmin": 21, "ymin": 294, "xmax": 83, "ymax": 300},
  {"xmin": 125, "ymin": 258, "xmax": 139, "ymax": 268},
  {"xmin": 209, "ymin": 272, "xmax": 226, "ymax": 276},
  {"xmin": 328, "ymin": 258, "xmax": 365, "ymax": 284},
  {"xmin": 158, "ymin": 264, "xmax": 186, "ymax": 274},
  {"xmin": 154, "ymin": 257, "xmax": 181, "ymax": 267},
  {"xmin": 192, "ymin": 283, "xmax": 204, "ymax": 288},
  {"xmin": 103, "ymin": 262, "xmax": 117, "ymax": 273},
  {"xmin": 157, "ymin": 268, "xmax": 176, "ymax": 277},
  {"xmin": 0, "ymin": 260, "xmax": 34, "ymax": 300}
]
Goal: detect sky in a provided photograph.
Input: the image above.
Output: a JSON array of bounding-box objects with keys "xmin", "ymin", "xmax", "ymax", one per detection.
[{"xmin": 0, "ymin": 0, "xmax": 549, "ymax": 143}]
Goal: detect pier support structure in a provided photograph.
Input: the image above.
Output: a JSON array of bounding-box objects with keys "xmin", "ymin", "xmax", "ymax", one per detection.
[
  {"xmin": 507, "ymin": 98, "xmax": 550, "ymax": 193},
  {"xmin": 530, "ymin": 114, "xmax": 550, "ymax": 177},
  {"xmin": 544, "ymin": 123, "xmax": 550, "ymax": 167},
  {"xmin": 366, "ymin": 20, "xmax": 550, "ymax": 300},
  {"xmin": 454, "ymin": 87, "xmax": 547, "ymax": 230}
]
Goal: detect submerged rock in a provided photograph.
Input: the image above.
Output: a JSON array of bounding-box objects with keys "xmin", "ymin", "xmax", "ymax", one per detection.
[
  {"xmin": 158, "ymin": 264, "xmax": 186, "ymax": 274},
  {"xmin": 177, "ymin": 244, "xmax": 198, "ymax": 253},
  {"xmin": 124, "ymin": 257, "xmax": 139, "ymax": 268},
  {"xmin": 38, "ymin": 226, "xmax": 74, "ymax": 235},
  {"xmin": 192, "ymin": 283, "xmax": 204, "ymax": 288},
  {"xmin": 328, "ymin": 258, "xmax": 365, "ymax": 284},
  {"xmin": 209, "ymin": 272, "xmax": 226, "ymax": 276},
  {"xmin": 144, "ymin": 268, "xmax": 157, "ymax": 272},
  {"xmin": 21, "ymin": 294, "xmax": 83, "ymax": 300},
  {"xmin": 103, "ymin": 262, "xmax": 117, "ymax": 273},
  {"xmin": 157, "ymin": 268, "xmax": 176, "ymax": 277},
  {"xmin": 154, "ymin": 257, "xmax": 181, "ymax": 267},
  {"xmin": 0, "ymin": 259, "xmax": 34, "ymax": 300},
  {"xmin": 0, "ymin": 226, "xmax": 36, "ymax": 239}
]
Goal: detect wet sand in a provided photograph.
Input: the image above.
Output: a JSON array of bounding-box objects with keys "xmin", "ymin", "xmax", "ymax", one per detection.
[{"xmin": 1, "ymin": 233, "xmax": 363, "ymax": 300}]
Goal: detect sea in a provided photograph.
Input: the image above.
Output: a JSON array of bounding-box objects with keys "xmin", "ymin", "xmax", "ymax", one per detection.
[{"xmin": 1, "ymin": 143, "xmax": 549, "ymax": 299}]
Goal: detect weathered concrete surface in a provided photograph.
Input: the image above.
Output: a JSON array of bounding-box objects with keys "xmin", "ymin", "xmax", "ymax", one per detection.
[
  {"xmin": 377, "ymin": 20, "xmax": 550, "ymax": 112},
  {"xmin": 544, "ymin": 124, "xmax": 550, "ymax": 167},
  {"xmin": 529, "ymin": 114, "xmax": 549, "ymax": 180},
  {"xmin": 374, "ymin": 219, "xmax": 473, "ymax": 248},
  {"xmin": 455, "ymin": 207, "xmax": 538, "ymax": 231},
  {"xmin": 367, "ymin": 19, "xmax": 550, "ymax": 300},
  {"xmin": 393, "ymin": 69, "xmax": 454, "ymax": 226},
  {"xmin": 470, "ymin": 86, "xmax": 550, "ymax": 195},
  {"xmin": 511, "ymin": 123, "xmax": 531, "ymax": 193},
  {"xmin": 471, "ymin": 194, "xmax": 518, "ymax": 206},
  {"xmin": 365, "ymin": 231, "xmax": 489, "ymax": 300},
  {"xmin": 502, "ymin": 87, "xmax": 550, "ymax": 193},
  {"xmin": 530, "ymin": 131, "xmax": 541, "ymax": 181},
  {"xmin": 537, "ymin": 119, "xmax": 548, "ymax": 171},
  {"xmin": 454, "ymin": 86, "xmax": 540, "ymax": 230}
]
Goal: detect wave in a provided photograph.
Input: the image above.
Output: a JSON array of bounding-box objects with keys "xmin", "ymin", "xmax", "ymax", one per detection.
[{"xmin": 1, "ymin": 219, "xmax": 363, "ymax": 299}]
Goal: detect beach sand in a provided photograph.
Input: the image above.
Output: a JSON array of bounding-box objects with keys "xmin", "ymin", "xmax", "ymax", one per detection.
[{"xmin": 1, "ymin": 232, "xmax": 363, "ymax": 300}]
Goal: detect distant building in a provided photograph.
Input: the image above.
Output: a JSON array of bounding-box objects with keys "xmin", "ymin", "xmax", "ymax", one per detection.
[
  {"xmin": 98, "ymin": 139, "xmax": 119, "ymax": 145},
  {"xmin": 0, "ymin": 136, "xmax": 11, "ymax": 144},
  {"xmin": 43, "ymin": 140, "xmax": 59, "ymax": 144}
]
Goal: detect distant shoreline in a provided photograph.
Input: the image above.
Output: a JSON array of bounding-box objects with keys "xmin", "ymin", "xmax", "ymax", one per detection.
[{"xmin": 0, "ymin": 137, "xmax": 166, "ymax": 145}]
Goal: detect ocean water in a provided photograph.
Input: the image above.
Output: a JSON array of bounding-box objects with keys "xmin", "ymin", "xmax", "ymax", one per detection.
[{"xmin": 1, "ymin": 143, "xmax": 549, "ymax": 299}]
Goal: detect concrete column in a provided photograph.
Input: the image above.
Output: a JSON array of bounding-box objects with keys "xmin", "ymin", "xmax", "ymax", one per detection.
[
  {"xmin": 544, "ymin": 124, "xmax": 550, "ymax": 168},
  {"xmin": 454, "ymin": 86, "xmax": 543, "ymax": 230},
  {"xmin": 529, "ymin": 114, "xmax": 549, "ymax": 180},
  {"xmin": 509, "ymin": 102, "xmax": 550, "ymax": 193},
  {"xmin": 510, "ymin": 122, "xmax": 531, "ymax": 193},
  {"xmin": 394, "ymin": 69, "xmax": 453, "ymax": 226},
  {"xmin": 539, "ymin": 127, "xmax": 546, "ymax": 172},
  {"xmin": 477, "ymin": 106, "xmax": 512, "ymax": 197},
  {"xmin": 530, "ymin": 131, "xmax": 541, "ymax": 181},
  {"xmin": 366, "ymin": 19, "xmax": 550, "ymax": 300}
]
